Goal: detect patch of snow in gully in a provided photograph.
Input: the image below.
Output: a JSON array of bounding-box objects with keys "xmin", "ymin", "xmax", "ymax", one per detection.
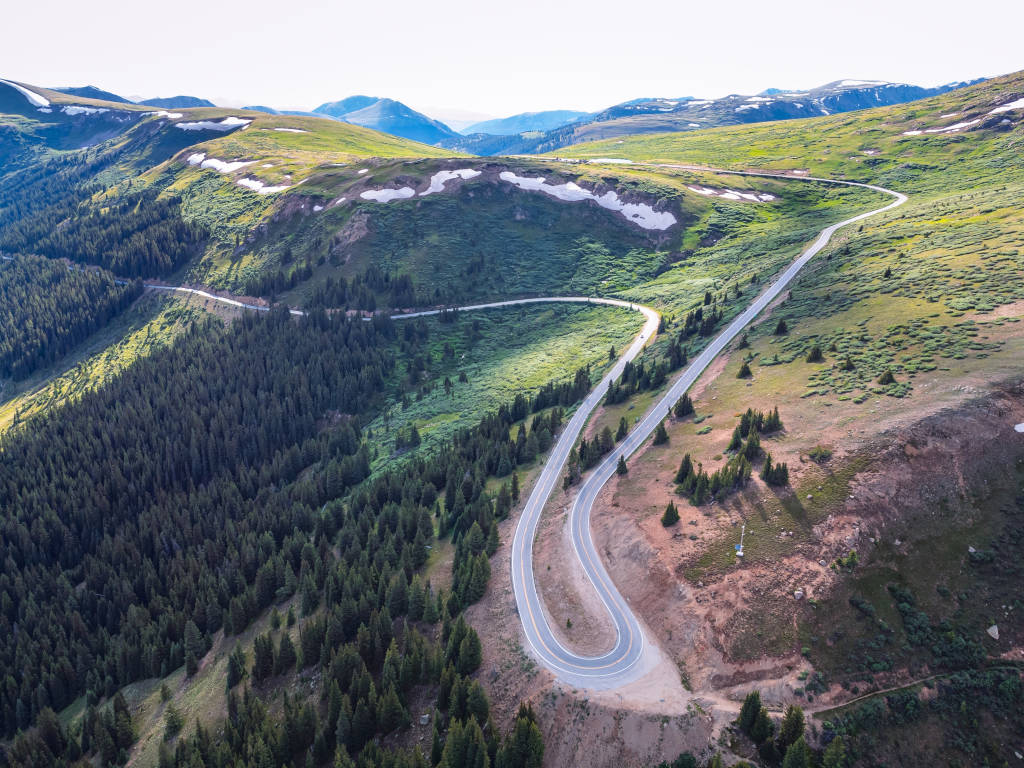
[
  {"xmin": 419, "ymin": 168, "xmax": 481, "ymax": 195},
  {"xmin": 236, "ymin": 177, "xmax": 291, "ymax": 194},
  {"xmin": 175, "ymin": 116, "xmax": 251, "ymax": 131},
  {"xmin": 360, "ymin": 187, "xmax": 415, "ymax": 203},
  {"xmin": 62, "ymin": 105, "xmax": 108, "ymax": 116},
  {"xmin": 499, "ymin": 172, "xmax": 676, "ymax": 230},
  {"xmin": 989, "ymin": 97, "xmax": 1024, "ymax": 114}
]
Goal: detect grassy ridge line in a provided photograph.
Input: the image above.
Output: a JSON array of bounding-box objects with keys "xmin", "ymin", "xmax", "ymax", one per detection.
[{"xmin": 551, "ymin": 70, "xmax": 1024, "ymax": 191}]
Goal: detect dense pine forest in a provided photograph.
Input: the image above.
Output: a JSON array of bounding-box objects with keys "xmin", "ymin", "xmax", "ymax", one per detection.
[
  {"xmin": 0, "ymin": 190, "xmax": 205, "ymax": 277},
  {"xmin": 0, "ymin": 254, "xmax": 141, "ymax": 379},
  {"xmin": 0, "ymin": 120, "xmax": 208, "ymax": 280},
  {"xmin": 0, "ymin": 302, "xmax": 565, "ymax": 768}
]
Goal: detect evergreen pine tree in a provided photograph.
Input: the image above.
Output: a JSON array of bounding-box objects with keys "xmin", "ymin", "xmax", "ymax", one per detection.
[
  {"xmin": 275, "ymin": 633, "xmax": 298, "ymax": 675},
  {"xmin": 738, "ymin": 690, "xmax": 762, "ymax": 734},
  {"xmin": 163, "ymin": 703, "xmax": 183, "ymax": 741},
  {"xmin": 693, "ymin": 470, "xmax": 710, "ymax": 505},
  {"xmin": 744, "ymin": 429, "xmax": 762, "ymax": 460},
  {"xmin": 777, "ymin": 705, "xmax": 805, "ymax": 750},
  {"xmin": 617, "ymin": 455, "xmax": 628, "ymax": 475},
  {"xmin": 750, "ymin": 707, "xmax": 773, "ymax": 744},
  {"xmin": 727, "ymin": 425, "xmax": 743, "ymax": 452},
  {"xmin": 674, "ymin": 454, "xmax": 694, "ymax": 484},
  {"xmin": 616, "ymin": 416, "xmax": 628, "ymax": 441},
  {"xmin": 674, "ymin": 393, "xmax": 694, "ymax": 417},
  {"xmin": 226, "ymin": 645, "xmax": 247, "ymax": 690},
  {"xmin": 457, "ymin": 629, "xmax": 483, "ymax": 675},
  {"xmin": 661, "ymin": 502, "xmax": 680, "ymax": 527},
  {"xmin": 781, "ymin": 736, "xmax": 811, "ymax": 768},
  {"xmin": 822, "ymin": 735, "xmax": 847, "ymax": 768},
  {"xmin": 653, "ymin": 421, "xmax": 669, "ymax": 445}
]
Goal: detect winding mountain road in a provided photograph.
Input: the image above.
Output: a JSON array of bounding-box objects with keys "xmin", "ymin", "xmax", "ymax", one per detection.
[
  {"xmin": 78, "ymin": 166, "xmax": 907, "ymax": 693},
  {"xmin": 510, "ymin": 167, "xmax": 907, "ymax": 690}
]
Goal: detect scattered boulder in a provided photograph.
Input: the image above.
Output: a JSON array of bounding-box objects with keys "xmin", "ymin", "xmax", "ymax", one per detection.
[
  {"xmin": 794, "ymin": 589, "xmax": 805, "ymax": 600},
  {"xmin": 987, "ymin": 625, "xmax": 1000, "ymax": 640}
]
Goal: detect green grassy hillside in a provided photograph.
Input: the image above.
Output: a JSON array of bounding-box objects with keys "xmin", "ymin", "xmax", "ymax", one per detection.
[{"xmin": 550, "ymin": 71, "xmax": 1024, "ymax": 768}]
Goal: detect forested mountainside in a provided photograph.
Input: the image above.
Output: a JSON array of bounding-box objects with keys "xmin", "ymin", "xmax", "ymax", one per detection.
[
  {"xmin": 0, "ymin": 255, "xmax": 141, "ymax": 380},
  {"xmin": 2, "ymin": 69, "xmax": 1023, "ymax": 768},
  {"xmin": 1, "ymin": 304, "xmax": 579, "ymax": 767}
]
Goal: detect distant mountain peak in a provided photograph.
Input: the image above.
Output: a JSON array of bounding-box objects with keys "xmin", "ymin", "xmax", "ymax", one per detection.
[
  {"xmin": 313, "ymin": 95, "xmax": 458, "ymax": 145},
  {"xmin": 463, "ymin": 109, "xmax": 591, "ymax": 136},
  {"xmin": 54, "ymin": 85, "xmax": 133, "ymax": 104},
  {"xmin": 138, "ymin": 95, "xmax": 216, "ymax": 109}
]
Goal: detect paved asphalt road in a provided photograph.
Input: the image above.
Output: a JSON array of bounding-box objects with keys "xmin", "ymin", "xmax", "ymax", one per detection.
[
  {"xmin": 510, "ymin": 168, "xmax": 907, "ymax": 690},
  {"xmin": 64, "ymin": 167, "xmax": 905, "ymax": 692}
]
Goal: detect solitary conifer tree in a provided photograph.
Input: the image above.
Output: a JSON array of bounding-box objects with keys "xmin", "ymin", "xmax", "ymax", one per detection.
[
  {"xmin": 661, "ymin": 501, "xmax": 680, "ymax": 526},
  {"xmin": 673, "ymin": 393, "xmax": 694, "ymax": 417}
]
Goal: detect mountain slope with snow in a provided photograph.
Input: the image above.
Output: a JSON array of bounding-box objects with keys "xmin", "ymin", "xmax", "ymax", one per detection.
[{"xmin": 454, "ymin": 78, "xmax": 986, "ymax": 155}]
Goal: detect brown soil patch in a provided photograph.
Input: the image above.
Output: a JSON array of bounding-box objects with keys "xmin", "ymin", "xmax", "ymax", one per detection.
[
  {"xmin": 532, "ymin": 494, "xmax": 617, "ymax": 655},
  {"xmin": 562, "ymin": 317, "xmax": 1024, "ymax": 713}
]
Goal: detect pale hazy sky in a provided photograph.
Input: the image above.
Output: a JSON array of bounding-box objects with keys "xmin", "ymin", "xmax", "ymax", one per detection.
[{"xmin": 3, "ymin": 0, "xmax": 1022, "ymax": 122}]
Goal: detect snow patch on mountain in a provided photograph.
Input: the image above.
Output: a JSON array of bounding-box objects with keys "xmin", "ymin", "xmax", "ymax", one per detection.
[
  {"xmin": 498, "ymin": 172, "xmax": 676, "ymax": 230},
  {"xmin": 360, "ymin": 187, "xmax": 416, "ymax": 203},
  {"xmin": 236, "ymin": 177, "xmax": 292, "ymax": 195},
  {"xmin": 62, "ymin": 105, "xmax": 109, "ymax": 116},
  {"xmin": 687, "ymin": 185, "xmax": 775, "ymax": 202},
  {"xmin": 989, "ymin": 97, "xmax": 1024, "ymax": 114},
  {"xmin": 419, "ymin": 168, "xmax": 481, "ymax": 196},
  {"xmin": 925, "ymin": 119, "xmax": 981, "ymax": 133},
  {"xmin": 175, "ymin": 116, "xmax": 251, "ymax": 132},
  {"xmin": 0, "ymin": 79, "xmax": 49, "ymax": 107},
  {"xmin": 187, "ymin": 153, "xmax": 254, "ymax": 173}
]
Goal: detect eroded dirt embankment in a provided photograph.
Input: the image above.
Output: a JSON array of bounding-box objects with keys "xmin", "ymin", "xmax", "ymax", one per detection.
[{"xmin": 593, "ymin": 378, "xmax": 1024, "ymax": 704}]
